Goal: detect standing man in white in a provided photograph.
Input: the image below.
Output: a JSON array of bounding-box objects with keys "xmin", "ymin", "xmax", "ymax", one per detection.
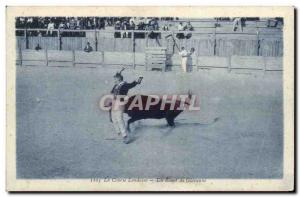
[
  {"xmin": 179, "ymin": 47, "xmax": 188, "ymax": 72},
  {"xmin": 187, "ymin": 48, "xmax": 196, "ymax": 72}
]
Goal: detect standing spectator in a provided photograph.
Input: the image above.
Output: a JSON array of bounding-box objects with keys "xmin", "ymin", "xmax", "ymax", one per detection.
[
  {"xmin": 187, "ymin": 48, "xmax": 196, "ymax": 72},
  {"xmin": 232, "ymin": 17, "xmax": 243, "ymax": 32},
  {"xmin": 179, "ymin": 47, "xmax": 188, "ymax": 72},
  {"xmin": 46, "ymin": 20, "xmax": 55, "ymax": 36},
  {"xmin": 84, "ymin": 42, "xmax": 93, "ymax": 53}
]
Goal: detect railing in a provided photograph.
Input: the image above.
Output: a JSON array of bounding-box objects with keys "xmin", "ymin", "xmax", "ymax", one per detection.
[{"xmin": 16, "ymin": 28, "xmax": 283, "ymax": 57}]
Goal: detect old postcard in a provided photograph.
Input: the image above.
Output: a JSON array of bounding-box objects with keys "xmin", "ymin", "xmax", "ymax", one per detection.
[{"xmin": 6, "ymin": 6, "xmax": 294, "ymax": 191}]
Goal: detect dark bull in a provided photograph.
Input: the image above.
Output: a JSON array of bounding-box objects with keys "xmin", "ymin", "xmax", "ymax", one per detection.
[{"xmin": 109, "ymin": 92, "xmax": 192, "ymax": 132}]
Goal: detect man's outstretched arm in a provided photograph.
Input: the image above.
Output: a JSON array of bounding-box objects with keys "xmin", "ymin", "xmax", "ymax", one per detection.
[{"xmin": 124, "ymin": 77, "xmax": 143, "ymax": 89}]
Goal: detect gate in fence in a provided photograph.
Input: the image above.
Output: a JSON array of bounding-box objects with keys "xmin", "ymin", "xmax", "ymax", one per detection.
[{"xmin": 145, "ymin": 47, "xmax": 167, "ymax": 71}]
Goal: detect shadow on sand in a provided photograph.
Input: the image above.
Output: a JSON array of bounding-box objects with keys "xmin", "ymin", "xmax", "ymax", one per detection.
[{"xmin": 128, "ymin": 117, "xmax": 220, "ymax": 140}]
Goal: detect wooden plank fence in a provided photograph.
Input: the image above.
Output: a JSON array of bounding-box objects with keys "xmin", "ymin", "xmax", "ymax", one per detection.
[
  {"xmin": 16, "ymin": 49, "xmax": 283, "ymax": 72},
  {"xmin": 15, "ymin": 28, "xmax": 283, "ymax": 57}
]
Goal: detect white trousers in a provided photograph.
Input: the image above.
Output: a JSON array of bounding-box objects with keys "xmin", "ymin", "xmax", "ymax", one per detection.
[
  {"xmin": 111, "ymin": 100, "xmax": 127, "ymax": 137},
  {"xmin": 181, "ymin": 57, "xmax": 188, "ymax": 72}
]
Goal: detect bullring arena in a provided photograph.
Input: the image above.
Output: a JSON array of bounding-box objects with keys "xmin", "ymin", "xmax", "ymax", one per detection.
[{"xmin": 15, "ymin": 17, "xmax": 283, "ymax": 179}]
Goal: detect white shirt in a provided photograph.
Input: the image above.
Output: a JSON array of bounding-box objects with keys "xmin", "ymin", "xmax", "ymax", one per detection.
[
  {"xmin": 179, "ymin": 49, "xmax": 188, "ymax": 57},
  {"xmin": 178, "ymin": 24, "xmax": 184, "ymax": 31},
  {"xmin": 47, "ymin": 23, "xmax": 54, "ymax": 30}
]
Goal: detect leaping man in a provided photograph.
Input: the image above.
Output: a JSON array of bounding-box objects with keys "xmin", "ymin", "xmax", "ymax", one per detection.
[{"xmin": 110, "ymin": 68, "xmax": 143, "ymax": 144}]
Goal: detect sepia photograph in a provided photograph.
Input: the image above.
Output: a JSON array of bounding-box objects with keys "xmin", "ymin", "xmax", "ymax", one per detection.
[{"xmin": 6, "ymin": 6, "xmax": 294, "ymax": 191}]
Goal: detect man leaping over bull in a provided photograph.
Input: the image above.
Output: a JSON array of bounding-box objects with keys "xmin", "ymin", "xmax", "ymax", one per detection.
[{"xmin": 110, "ymin": 68, "xmax": 143, "ymax": 144}]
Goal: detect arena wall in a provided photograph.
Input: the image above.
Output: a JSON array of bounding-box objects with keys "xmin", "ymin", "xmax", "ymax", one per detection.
[
  {"xmin": 16, "ymin": 49, "xmax": 283, "ymax": 72},
  {"xmin": 16, "ymin": 32, "xmax": 283, "ymax": 57}
]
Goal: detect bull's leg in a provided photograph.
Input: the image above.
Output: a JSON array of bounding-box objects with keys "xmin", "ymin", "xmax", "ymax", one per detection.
[
  {"xmin": 166, "ymin": 117, "xmax": 175, "ymax": 127},
  {"xmin": 127, "ymin": 118, "xmax": 137, "ymax": 133}
]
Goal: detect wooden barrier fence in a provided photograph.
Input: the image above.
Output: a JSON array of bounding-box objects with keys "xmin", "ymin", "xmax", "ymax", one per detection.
[
  {"xmin": 16, "ymin": 28, "xmax": 283, "ymax": 57},
  {"xmin": 16, "ymin": 49, "xmax": 283, "ymax": 72}
]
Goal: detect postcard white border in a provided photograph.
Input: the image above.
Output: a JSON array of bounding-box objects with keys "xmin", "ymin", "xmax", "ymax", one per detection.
[{"xmin": 6, "ymin": 6, "xmax": 294, "ymax": 191}]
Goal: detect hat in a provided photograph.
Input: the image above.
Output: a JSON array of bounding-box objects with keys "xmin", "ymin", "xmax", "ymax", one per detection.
[{"xmin": 114, "ymin": 67, "xmax": 125, "ymax": 80}]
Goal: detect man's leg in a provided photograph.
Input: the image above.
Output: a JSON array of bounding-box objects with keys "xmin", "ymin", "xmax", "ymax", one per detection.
[
  {"xmin": 181, "ymin": 59, "xmax": 185, "ymax": 72},
  {"xmin": 111, "ymin": 109, "xmax": 122, "ymax": 136},
  {"xmin": 115, "ymin": 109, "xmax": 127, "ymax": 137},
  {"xmin": 182, "ymin": 58, "xmax": 187, "ymax": 72},
  {"xmin": 115, "ymin": 109, "xmax": 130, "ymax": 144}
]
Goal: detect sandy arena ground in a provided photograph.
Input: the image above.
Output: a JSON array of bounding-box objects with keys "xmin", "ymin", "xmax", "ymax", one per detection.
[{"xmin": 16, "ymin": 66, "xmax": 283, "ymax": 179}]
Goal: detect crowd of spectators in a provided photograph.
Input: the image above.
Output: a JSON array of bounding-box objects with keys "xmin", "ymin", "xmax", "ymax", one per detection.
[
  {"xmin": 15, "ymin": 17, "xmax": 195, "ymax": 38},
  {"xmin": 15, "ymin": 17, "xmax": 176, "ymax": 37},
  {"xmin": 15, "ymin": 17, "xmax": 282, "ymax": 38}
]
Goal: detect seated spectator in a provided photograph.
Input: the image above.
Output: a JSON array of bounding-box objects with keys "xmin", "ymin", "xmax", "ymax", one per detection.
[
  {"xmin": 99, "ymin": 18, "xmax": 106, "ymax": 30},
  {"xmin": 37, "ymin": 31, "xmax": 42, "ymax": 37},
  {"xmin": 35, "ymin": 44, "xmax": 42, "ymax": 51},
  {"xmin": 58, "ymin": 22, "xmax": 65, "ymax": 30},
  {"xmin": 267, "ymin": 18, "xmax": 278, "ymax": 27},
  {"xmin": 162, "ymin": 23, "xmax": 169, "ymax": 31},
  {"xmin": 129, "ymin": 17, "xmax": 136, "ymax": 26},
  {"xmin": 69, "ymin": 18, "xmax": 76, "ymax": 30},
  {"xmin": 114, "ymin": 21, "xmax": 122, "ymax": 38},
  {"xmin": 176, "ymin": 22, "xmax": 185, "ymax": 39},
  {"xmin": 84, "ymin": 42, "xmax": 93, "ymax": 53},
  {"xmin": 129, "ymin": 20, "xmax": 136, "ymax": 30},
  {"xmin": 178, "ymin": 22, "xmax": 184, "ymax": 31},
  {"xmin": 26, "ymin": 17, "xmax": 33, "ymax": 28},
  {"xmin": 185, "ymin": 21, "xmax": 194, "ymax": 31},
  {"xmin": 121, "ymin": 20, "xmax": 129, "ymax": 38},
  {"xmin": 184, "ymin": 21, "xmax": 193, "ymax": 39}
]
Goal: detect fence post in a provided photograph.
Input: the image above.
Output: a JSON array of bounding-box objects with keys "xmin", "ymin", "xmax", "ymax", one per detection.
[
  {"xmin": 256, "ymin": 30, "xmax": 260, "ymax": 56},
  {"xmin": 25, "ymin": 29, "xmax": 29, "ymax": 49},
  {"xmin": 227, "ymin": 56, "xmax": 231, "ymax": 72},
  {"xmin": 132, "ymin": 30, "xmax": 136, "ymax": 69},
  {"xmin": 57, "ymin": 30, "xmax": 61, "ymax": 50},
  {"xmin": 95, "ymin": 29, "xmax": 98, "ymax": 51},
  {"xmin": 45, "ymin": 49, "xmax": 48, "ymax": 66},
  {"xmin": 146, "ymin": 32, "xmax": 149, "ymax": 47},
  {"xmin": 19, "ymin": 47, "xmax": 23, "ymax": 66},
  {"xmin": 113, "ymin": 31, "xmax": 116, "ymax": 51},
  {"xmin": 213, "ymin": 28, "xmax": 216, "ymax": 56},
  {"xmin": 101, "ymin": 51, "xmax": 105, "ymax": 66},
  {"xmin": 263, "ymin": 56, "xmax": 267, "ymax": 74},
  {"xmin": 72, "ymin": 50, "xmax": 75, "ymax": 67}
]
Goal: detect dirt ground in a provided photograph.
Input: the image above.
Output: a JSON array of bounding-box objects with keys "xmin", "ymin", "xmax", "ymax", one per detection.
[{"xmin": 16, "ymin": 66, "xmax": 283, "ymax": 179}]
